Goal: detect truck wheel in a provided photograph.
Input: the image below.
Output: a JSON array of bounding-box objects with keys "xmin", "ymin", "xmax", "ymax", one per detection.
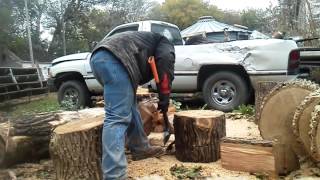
[
  {"xmin": 58, "ymin": 80, "xmax": 91, "ymax": 110},
  {"xmin": 202, "ymin": 71, "xmax": 249, "ymax": 112}
]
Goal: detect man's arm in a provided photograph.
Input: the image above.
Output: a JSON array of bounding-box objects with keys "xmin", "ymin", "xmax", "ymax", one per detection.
[{"xmin": 155, "ymin": 37, "xmax": 175, "ymax": 112}]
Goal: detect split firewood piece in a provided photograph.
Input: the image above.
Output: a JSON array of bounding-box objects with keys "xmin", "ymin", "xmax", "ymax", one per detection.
[
  {"xmin": 221, "ymin": 137, "xmax": 299, "ymax": 176},
  {"xmin": 174, "ymin": 110, "xmax": 225, "ymax": 162}
]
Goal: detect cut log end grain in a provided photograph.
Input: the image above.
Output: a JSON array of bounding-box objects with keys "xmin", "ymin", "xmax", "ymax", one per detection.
[
  {"xmin": 292, "ymin": 90, "xmax": 320, "ymax": 158},
  {"xmin": 258, "ymin": 80, "xmax": 319, "ymax": 164},
  {"xmin": 54, "ymin": 117, "xmax": 103, "ymax": 134}
]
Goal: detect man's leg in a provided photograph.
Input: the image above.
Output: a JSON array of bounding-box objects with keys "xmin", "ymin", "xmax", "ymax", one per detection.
[
  {"xmin": 127, "ymin": 101, "xmax": 165, "ymax": 160},
  {"xmin": 126, "ymin": 101, "xmax": 150, "ymax": 153},
  {"xmin": 90, "ymin": 50, "xmax": 134, "ymax": 180}
]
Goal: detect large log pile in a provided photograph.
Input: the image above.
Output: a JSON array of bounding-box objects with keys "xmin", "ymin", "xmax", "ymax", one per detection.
[
  {"xmin": 0, "ymin": 110, "xmax": 103, "ymax": 168},
  {"xmin": 0, "ymin": 96, "xmax": 166, "ymax": 168},
  {"xmin": 258, "ymin": 79, "xmax": 320, "ymax": 173}
]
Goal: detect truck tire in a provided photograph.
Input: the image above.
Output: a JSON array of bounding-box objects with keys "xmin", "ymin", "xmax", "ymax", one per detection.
[
  {"xmin": 58, "ymin": 80, "xmax": 91, "ymax": 109},
  {"xmin": 202, "ymin": 71, "xmax": 249, "ymax": 112}
]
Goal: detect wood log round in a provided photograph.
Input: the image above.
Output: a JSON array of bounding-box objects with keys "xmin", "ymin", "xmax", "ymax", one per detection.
[
  {"xmin": 50, "ymin": 117, "xmax": 103, "ymax": 180},
  {"xmin": 258, "ymin": 80, "xmax": 319, "ymax": 171},
  {"xmin": 174, "ymin": 110, "xmax": 225, "ymax": 162},
  {"xmin": 309, "ymin": 105, "xmax": 320, "ymax": 161},
  {"xmin": 292, "ymin": 90, "xmax": 320, "ymax": 159},
  {"xmin": 258, "ymin": 80, "xmax": 319, "ymax": 143}
]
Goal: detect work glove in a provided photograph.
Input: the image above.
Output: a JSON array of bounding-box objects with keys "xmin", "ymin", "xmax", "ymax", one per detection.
[{"xmin": 158, "ymin": 93, "xmax": 170, "ymax": 113}]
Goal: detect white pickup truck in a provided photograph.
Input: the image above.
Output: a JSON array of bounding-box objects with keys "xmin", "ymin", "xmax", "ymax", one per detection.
[{"xmin": 48, "ymin": 20, "xmax": 300, "ymax": 111}]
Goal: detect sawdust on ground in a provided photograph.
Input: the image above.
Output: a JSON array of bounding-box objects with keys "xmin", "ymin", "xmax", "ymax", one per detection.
[{"xmin": 127, "ymin": 115, "xmax": 261, "ymax": 179}]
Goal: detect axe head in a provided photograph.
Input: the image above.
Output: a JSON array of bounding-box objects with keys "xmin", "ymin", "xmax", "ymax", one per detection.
[{"xmin": 163, "ymin": 130, "xmax": 171, "ymax": 146}]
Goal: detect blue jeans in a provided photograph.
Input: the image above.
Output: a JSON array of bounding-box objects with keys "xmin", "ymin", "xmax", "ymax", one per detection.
[{"xmin": 90, "ymin": 49, "xmax": 150, "ymax": 180}]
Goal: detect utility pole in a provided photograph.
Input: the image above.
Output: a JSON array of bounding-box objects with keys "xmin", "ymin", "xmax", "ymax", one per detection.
[
  {"xmin": 61, "ymin": 0, "xmax": 66, "ymax": 55},
  {"xmin": 24, "ymin": 0, "xmax": 44, "ymax": 84},
  {"xmin": 24, "ymin": 0, "xmax": 35, "ymax": 66}
]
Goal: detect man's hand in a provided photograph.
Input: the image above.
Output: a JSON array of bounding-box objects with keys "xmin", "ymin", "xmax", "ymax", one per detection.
[{"xmin": 158, "ymin": 93, "xmax": 170, "ymax": 113}]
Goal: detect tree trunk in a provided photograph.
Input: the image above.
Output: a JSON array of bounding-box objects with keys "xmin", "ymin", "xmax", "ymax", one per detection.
[
  {"xmin": 174, "ymin": 110, "xmax": 225, "ymax": 162},
  {"xmin": 50, "ymin": 117, "xmax": 103, "ymax": 180}
]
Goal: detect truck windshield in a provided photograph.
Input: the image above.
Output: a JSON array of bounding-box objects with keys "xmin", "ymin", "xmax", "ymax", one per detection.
[{"xmin": 151, "ymin": 23, "xmax": 183, "ymax": 45}]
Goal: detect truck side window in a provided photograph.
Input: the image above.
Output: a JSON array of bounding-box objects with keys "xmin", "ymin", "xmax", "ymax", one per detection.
[
  {"xmin": 151, "ymin": 24, "xmax": 183, "ymax": 45},
  {"xmin": 108, "ymin": 25, "xmax": 139, "ymax": 37}
]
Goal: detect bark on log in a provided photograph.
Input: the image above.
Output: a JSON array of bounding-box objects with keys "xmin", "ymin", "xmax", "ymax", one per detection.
[
  {"xmin": 0, "ymin": 109, "xmax": 104, "ymax": 168},
  {"xmin": 0, "ymin": 122, "xmax": 48, "ymax": 168},
  {"xmin": 258, "ymin": 80, "xmax": 318, "ymax": 171},
  {"xmin": 292, "ymin": 90, "xmax": 320, "ymax": 159},
  {"xmin": 50, "ymin": 117, "xmax": 103, "ymax": 180},
  {"xmin": 221, "ymin": 137, "xmax": 298, "ymax": 175},
  {"xmin": 174, "ymin": 110, "xmax": 225, "ymax": 162},
  {"xmin": 255, "ymin": 81, "xmax": 278, "ymax": 123}
]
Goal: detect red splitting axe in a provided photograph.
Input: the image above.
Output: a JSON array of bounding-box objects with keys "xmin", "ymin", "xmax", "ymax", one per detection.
[{"xmin": 148, "ymin": 56, "xmax": 171, "ymax": 145}]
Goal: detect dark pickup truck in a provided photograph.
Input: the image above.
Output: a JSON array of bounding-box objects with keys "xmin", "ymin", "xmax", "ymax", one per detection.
[{"xmin": 299, "ymin": 48, "xmax": 320, "ymax": 82}]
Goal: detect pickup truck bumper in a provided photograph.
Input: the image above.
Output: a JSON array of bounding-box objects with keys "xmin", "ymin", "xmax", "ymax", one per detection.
[{"xmin": 47, "ymin": 77, "xmax": 57, "ymax": 92}]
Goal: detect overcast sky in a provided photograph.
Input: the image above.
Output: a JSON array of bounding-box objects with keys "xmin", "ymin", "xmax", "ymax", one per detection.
[{"xmin": 155, "ymin": 0, "xmax": 278, "ymax": 11}]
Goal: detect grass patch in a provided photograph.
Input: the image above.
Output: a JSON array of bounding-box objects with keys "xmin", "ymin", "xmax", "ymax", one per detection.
[
  {"xmin": 0, "ymin": 93, "xmax": 61, "ymax": 118},
  {"xmin": 170, "ymin": 164, "xmax": 202, "ymax": 179},
  {"xmin": 233, "ymin": 104, "xmax": 255, "ymax": 116}
]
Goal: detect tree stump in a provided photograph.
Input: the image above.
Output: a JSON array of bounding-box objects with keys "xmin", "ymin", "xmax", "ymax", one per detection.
[
  {"xmin": 174, "ymin": 110, "xmax": 225, "ymax": 162},
  {"xmin": 50, "ymin": 117, "xmax": 103, "ymax": 180}
]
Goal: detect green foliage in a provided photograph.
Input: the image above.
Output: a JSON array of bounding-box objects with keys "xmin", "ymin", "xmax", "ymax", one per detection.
[
  {"xmin": 171, "ymin": 99, "xmax": 182, "ymax": 111},
  {"xmin": 233, "ymin": 104, "xmax": 255, "ymax": 116},
  {"xmin": 160, "ymin": 0, "xmax": 223, "ymax": 29},
  {"xmin": 170, "ymin": 164, "xmax": 202, "ymax": 179},
  {"xmin": 241, "ymin": 9, "xmax": 264, "ymax": 30},
  {"xmin": 60, "ymin": 98, "xmax": 80, "ymax": 111}
]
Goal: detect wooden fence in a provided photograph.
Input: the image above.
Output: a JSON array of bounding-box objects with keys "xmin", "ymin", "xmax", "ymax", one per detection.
[{"xmin": 0, "ymin": 67, "xmax": 48, "ymax": 103}]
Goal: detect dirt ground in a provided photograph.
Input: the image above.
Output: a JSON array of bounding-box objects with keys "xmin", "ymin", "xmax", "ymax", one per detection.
[{"xmin": 1, "ymin": 114, "xmax": 320, "ymax": 180}]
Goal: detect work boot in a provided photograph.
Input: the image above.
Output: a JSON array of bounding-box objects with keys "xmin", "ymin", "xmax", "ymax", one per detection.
[{"xmin": 131, "ymin": 146, "xmax": 165, "ymax": 161}]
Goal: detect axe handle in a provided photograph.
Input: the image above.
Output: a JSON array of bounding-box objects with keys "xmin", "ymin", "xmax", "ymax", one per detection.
[{"xmin": 148, "ymin": 56, "xmax": 160, "ymax": 84}]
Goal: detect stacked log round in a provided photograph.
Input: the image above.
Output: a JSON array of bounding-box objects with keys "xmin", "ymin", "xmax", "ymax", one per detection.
[
  {"xmin": 310, "ymin": 105, "xmax": 320, "ymax": 161},
  {"xmin": 292, "ymin": 90, "xmax": 320, "ymax": 159},
  {"xmin": 258, "ymin": 79, "xmax": 319, "ymax": 171}
]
